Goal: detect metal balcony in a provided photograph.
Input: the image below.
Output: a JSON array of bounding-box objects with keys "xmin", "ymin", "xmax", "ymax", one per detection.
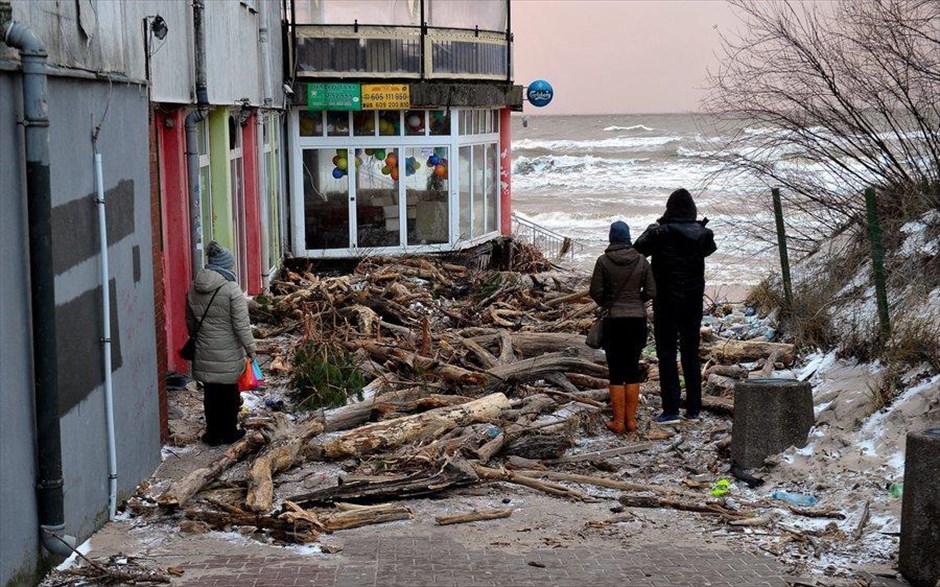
[{"xmin": 290, "ymin": 24, "xmax": 511, "ymax": 81}]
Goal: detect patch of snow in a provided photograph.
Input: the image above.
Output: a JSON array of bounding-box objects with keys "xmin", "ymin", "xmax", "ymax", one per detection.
[{"xmin": 55, "ymin": 537, "xmax": 92, "ymax": 570}]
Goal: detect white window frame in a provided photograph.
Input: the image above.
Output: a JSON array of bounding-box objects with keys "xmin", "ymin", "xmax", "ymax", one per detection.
[{"xmin": 290, "ymin": 108, "xmax": 500, "ymax": 259}]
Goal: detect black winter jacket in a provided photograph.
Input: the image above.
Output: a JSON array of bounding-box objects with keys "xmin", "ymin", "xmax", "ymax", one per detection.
[
  {"xmin": 634, "ymin": 219, "xmax": 716, "ymax": 304},
  {"xmin": 589, "ymin": 243, "xmax": 656, "ymax": 318}
]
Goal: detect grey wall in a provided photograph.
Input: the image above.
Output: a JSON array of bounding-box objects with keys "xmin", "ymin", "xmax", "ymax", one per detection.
[
  {"xmin": 0, "ymin": 71, "xmax": 41, "ymax": 587},
  {"xmin": 0, "ymin": 73, "xmax": 161, "ymax": 586}
]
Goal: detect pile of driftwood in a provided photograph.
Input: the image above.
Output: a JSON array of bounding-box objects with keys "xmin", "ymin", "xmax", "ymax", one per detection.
[{"xmin": 137, "ymin": 251, "xmax": 804, "ymax": 546}]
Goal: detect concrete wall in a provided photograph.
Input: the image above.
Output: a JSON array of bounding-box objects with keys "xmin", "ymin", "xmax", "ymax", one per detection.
[
  {"xmin": 0, "ymin": 73, "xmax": 161, "ymax": 587},
  {"xmin": 3, "ymin": 0, "xmax": 284, "ymax": 107}
]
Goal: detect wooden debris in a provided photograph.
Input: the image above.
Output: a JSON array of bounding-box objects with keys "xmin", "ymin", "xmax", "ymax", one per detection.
[
  {"xmin": 550, "ymin": 443, "xmax": 653, "ymax": 463},
  {"xmin": 618, "ymin": 494, "xmax": 741, "ymax": 517},
  {"xmin": 158, "ymin": 432, "xmax": 264, "ymax": 508},
  {"xmin": 323, "ymin": 502, "xmax": 414, "ymax": 531},
  {"xmin": 700, "ymin": 339, "xmax": 795, "ymax": 366},
  {"xmin": 435, "ymin": 508, "xmax": 513, "ymax": 526},
  {"xmin": 320, "ymin": 392, "xmax": 510, "ymax": 459},
  {"xmin": 246, "ymin": 420, "xmax": 324, "ymax": 512},
  {"xmin": 288, "ymin": 457, "xmax": 480, "ymax": 506}
]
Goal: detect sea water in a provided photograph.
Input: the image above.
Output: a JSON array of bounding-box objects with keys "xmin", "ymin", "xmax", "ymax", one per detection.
[{"xmin": 511, "ymin": 113, "xmax": 779, "ymax": 294}]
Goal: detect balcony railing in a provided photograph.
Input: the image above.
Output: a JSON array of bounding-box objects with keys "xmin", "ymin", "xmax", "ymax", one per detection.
[{"xmin": 292, "ymin": 24, "xmax": 511, "ymax": 81}]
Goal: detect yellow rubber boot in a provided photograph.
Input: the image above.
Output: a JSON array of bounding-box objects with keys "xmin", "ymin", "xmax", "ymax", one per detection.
[
  {"xmin": 624, "ymin": 383, "xmax": 640, "ymax": 433},
  {"xmin": 605, "ymin": 385, "xmax": 626, "ymax": 433}
]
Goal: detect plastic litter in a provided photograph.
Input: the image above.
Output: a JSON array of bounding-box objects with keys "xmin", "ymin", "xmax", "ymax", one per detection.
[
  {"xmin": 889, "ymin": 483, "xmax": 903, "ymax": 498},
  {"xmin": 771, "ymin": 490, "xmax": 817, "ymax": 507},
  {"xmin": 711, "ymin": 478, "xmax": 731, "ymax": 497}
]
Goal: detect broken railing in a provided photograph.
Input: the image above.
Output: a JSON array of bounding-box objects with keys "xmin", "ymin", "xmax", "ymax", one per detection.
[{"xmin": 511, "ymin": 213, "xmax": 583, "ymax": 262}]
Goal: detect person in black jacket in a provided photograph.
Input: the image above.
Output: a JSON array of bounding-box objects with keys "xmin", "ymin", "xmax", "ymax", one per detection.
[
  {"xmin": 589, "ymin": 221, "xmax": 656, "ymax": 433},
  {"xmin": 634, "ymin": 189, "xmax": 716, "ymax": 424}
]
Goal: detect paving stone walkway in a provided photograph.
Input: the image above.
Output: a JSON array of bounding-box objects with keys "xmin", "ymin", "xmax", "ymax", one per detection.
[{"xmin": 176, "ymin": 533, "xmax": 791, "ymax": 587}]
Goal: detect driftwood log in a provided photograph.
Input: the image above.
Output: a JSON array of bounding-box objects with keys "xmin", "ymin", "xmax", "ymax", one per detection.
[
  {"xmin": 245, "ymin": 420, "xmax": 324, "ymax": 512},
  {"xmin": 288, "ymin": 458, "xmax": 479, "ymax": 506},
  {"xmin": 319, "ymin": 392, "xmax": 510, "ymax": 459},
  {"xmin": 435, "ymin": 508, "xmax": 513, "ymax": 526},
  {"xmin": 700, "ymin": 339, "xmax": 795, "ymax": 365},
  {"xmin": 158, "ymin": 432, "xmax": 265, "ymax": 508}
]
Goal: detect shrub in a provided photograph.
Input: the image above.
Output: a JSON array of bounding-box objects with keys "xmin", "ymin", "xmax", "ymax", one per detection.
[{"xmin": 290, "ymin": 341, "xmax": 365, "ymax": 411}]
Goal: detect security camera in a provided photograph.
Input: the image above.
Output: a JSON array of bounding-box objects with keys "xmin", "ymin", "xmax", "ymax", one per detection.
[{"xmin": 283, "ymin": 83, "xmax": 294, "ymax": 96}]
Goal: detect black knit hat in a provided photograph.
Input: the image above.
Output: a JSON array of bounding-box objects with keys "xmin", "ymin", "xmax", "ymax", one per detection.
[
  {"xmin": 664, "ymin": 188, "xmax": 697, "ymax": 220},
  {"xmin": 609, "ymin": 220, "xmax": 631, "ymax": 244}
]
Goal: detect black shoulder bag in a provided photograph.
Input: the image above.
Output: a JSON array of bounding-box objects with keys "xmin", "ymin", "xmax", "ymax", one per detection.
[{"xmin": 179, "ymin": 286, "xmax": 224, "ymax": 361}]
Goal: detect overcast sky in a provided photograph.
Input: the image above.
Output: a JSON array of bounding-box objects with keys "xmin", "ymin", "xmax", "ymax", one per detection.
[{"xmin": 511, "ymin": 0, "xmax": 744, "ymax": 115}]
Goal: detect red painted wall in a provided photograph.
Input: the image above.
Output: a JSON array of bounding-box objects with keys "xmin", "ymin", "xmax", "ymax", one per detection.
[
  {"xmin": 242, "ymin": 112, "xmax": 263, "ymax": 295},
  {"xmin": 156, "ymin": 108, "xmax": 193, "ymax": 375},
  {"xmin": 500, "ymin": 107, "xmax": 512, "ymax": 236}
]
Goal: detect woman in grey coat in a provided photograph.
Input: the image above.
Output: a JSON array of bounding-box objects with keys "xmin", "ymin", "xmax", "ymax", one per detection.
[{"xmin": 186, "ymin": 241, "xmax": 256, "ymax": 445}]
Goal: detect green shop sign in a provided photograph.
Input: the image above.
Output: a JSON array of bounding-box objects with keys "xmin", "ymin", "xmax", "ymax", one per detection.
[{"xmin": 307, "ymin": 83, "xmax": 361, "ymax": 111}]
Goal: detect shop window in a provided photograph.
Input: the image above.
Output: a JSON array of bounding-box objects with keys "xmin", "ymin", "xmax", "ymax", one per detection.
[
  {"xmin": 378, "ymin": 110, "xmax": 400, "ymax": 136},
  {"xmin": 356, "ymin": 147, "xmax": 400, "ymax": 248},
  {"xmin": 353, "ymin": 111, "xmax": 375, "ymax": 137},
  {"xmin": 327, "ymin": 111, "xmax": 350, "ymax": 136},
  {"xmin": 405, "ymin": 110, "xmax": 425, "ymax": 136},
  {"xmin": 458, "ymin": 111, "xmax": 469, "ymax": 136},
  {"xmin": 303, "ymin": 148, "xmax": 349, "ymax": 249},
  {"xmin": 458, "ymin": 146, "xmax": 471, "ymax": 240},
  {"xmin": 485, "ymin": 143, "xmax": 498, "ymax": 233},
  {"xmin": 407, "ymin": 146, "xmax": 449, "ymax": 245},
  {"xmin": 299, "ymin": 111, "xmax": 323, "ymax": 137},
  {"xmin": 429, "ymin": 110, "xmax": 450, "ymax": 136},
  {"xmin": 472, "ymin": 144, "xmax": 485, "ymax": 237}
]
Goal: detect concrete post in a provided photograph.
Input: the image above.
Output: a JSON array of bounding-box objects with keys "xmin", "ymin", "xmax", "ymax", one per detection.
[
  {"xmin": 730, "ymin": 378, "xmax": 814, "ymax": 469},
  {"xmin": 899, "ymin": 427, "xmax": 939, "ymax": 587}
]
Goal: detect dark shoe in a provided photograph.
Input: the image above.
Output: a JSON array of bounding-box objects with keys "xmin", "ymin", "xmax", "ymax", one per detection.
[
  {"xmin": 683, "ymin": 412, "xmax": 701, "ymax": 421},
  {"xmin": 654, "ymin": 413, "xmax": 681, "ymax": 425},
  {"xmin": 221, "ymin": 429, "xmax": 246, "ymax": 444},
  {"xmin": 201, "ymin": 433, "xmax": 223, "ymax": 446}
]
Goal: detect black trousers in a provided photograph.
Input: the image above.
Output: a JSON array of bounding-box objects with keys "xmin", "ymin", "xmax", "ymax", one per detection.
[
  {"xmin": 603, "ymin": 317, "xmax": 648, "ymax": 385},
  {"xmin": 653, "ymin": 299, "xmax": 703, "ymax": 416},
  {"xmin": 203, "ymin": 382, "xmax": 240, "ymax": 441}
]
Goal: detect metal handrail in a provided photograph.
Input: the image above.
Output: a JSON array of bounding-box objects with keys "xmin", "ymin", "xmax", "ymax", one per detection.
[{"xmin": 511, "ymin": 212, "xmax": 583, "ymax": 261}]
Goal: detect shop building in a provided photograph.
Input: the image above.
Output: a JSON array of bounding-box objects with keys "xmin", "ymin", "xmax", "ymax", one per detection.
[{"xmin": 284, "ymin": 0, "xmax": 523, "ymax": 258}]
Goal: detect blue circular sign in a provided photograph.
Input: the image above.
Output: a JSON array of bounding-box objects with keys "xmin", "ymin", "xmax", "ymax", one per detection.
[{"xmin": 526, "ymin": 79, "xmax": 554, "ymax": 107}]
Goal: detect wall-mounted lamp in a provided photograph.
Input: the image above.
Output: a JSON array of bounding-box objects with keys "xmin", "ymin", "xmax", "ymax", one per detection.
[{"xmin": 150, "ymin": 15, "xmax": 168, "ymax": 40}]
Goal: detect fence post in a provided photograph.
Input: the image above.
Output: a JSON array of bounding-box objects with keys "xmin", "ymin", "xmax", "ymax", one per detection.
[
  {"xmin": 771, "ymin": 188, "xmax": 793, "ymax": 309},
  {"xmin": 865, "ymin": 186, "xmax": 891, "ymax": 337}
]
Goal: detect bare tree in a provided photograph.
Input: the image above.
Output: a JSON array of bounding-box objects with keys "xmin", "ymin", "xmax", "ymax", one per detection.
[{"xmin": 704, "ymin": 0, "xmax": 940, "ymax": 252}]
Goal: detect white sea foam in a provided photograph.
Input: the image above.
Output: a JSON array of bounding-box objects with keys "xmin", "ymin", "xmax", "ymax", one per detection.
[
  {"xmin": 603, "ymin": 124, "xmax": 655, "ymax": 132},
  {"xmin": 513, "ymin": 135, "xmax": 682, "ymax": 152}
]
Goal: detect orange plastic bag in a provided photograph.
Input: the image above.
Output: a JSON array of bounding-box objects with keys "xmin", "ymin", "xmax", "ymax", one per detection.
[{"xmin": 237, "ymin": 358, "xmax": 261, "ymax": 392}]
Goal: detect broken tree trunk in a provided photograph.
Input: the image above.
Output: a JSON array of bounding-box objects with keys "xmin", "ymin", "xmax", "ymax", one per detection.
[
  {"xmin": 288, "ymin": 457, "xmax": 479, "ymax": 506},
  {"xmin": 158, "ymin": 432, "xmax": 265, "ymax": 508},
  {"xmin": 486, "ymin": 352, "xmax": 608, "ymax": 389},
  {"xmin": 701, "ymin": 339, "xmax": 795, "ymax": 365},
  {"xmin": 320, "ymin": 392, "xmax": 510, "ymax": 459},
  {"xmin": 473, "ymin": 332, "xmax": 598, "ymax": 361},
  {"xmin": 245, "ymin": 421, "xmax": 324, "ymax": 512},
  {"xmin": 322, "ymin": 502, "xmax": 414, "ymax": 531}
]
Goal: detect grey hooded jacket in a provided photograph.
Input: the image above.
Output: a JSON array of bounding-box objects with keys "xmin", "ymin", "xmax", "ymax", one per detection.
[
  {"xmin": 589, "ymin": 243, "xmax": 657, "ymax": 318},
  {"xmin": 186, "ymin": 268, "xmax": 256, "ymax": 384}
]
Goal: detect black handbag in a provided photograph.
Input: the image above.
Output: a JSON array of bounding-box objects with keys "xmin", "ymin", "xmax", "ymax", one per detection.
[{"xmin": 179, "ymin": 286, "xmax": 224, "ymax": 361}]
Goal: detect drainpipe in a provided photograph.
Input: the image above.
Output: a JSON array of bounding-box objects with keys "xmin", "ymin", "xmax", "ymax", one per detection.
[
  {"xmin": 92, "ymin": 145, "xmax": 118, "ymax": 521},
  {"xmin": 2, "ymin": 18, "xmax": 77, "ymax": 557},
  {"xmin": 185, "ymin": 0, "xmax": 209, "ymax": 276}
]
